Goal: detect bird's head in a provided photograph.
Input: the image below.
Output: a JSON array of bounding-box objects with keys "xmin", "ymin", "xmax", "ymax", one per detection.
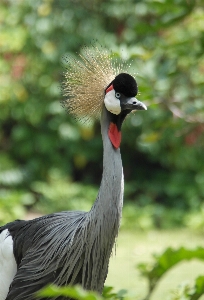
[
  {"xmin": 104, "ymin": 73, "xmax": 147, "ymax": 149},
  {"xmin": 62, "ymin": 45, "xmax": 147, "ymax": 149}
]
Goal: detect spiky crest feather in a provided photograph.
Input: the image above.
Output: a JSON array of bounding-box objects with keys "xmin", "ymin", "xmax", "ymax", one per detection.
[{"xmin": 62, "ymin": 45, "xmax": 127, "ymax": 122}]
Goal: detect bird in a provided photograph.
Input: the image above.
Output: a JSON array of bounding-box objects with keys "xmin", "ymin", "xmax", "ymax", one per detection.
[{"xmin": 0, "ymin": 45, "xmax": 147, "ymax": 300}]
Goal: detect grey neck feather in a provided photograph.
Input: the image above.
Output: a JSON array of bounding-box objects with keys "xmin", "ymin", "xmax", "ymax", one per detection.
[
  {"xmin": 83, "ymin": 105, "xmax": 124, "ymax": 291},
  {"xmin": 80, "ymin": 107, "xmax": 124, "ymax": 292},
  {"xmin": 90, "ymin": 105, "xmax": 124, "ymax": 218}
]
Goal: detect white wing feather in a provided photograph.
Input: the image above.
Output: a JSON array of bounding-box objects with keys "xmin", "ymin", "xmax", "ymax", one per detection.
[{"xmin": 0, "ymin": 229, "xmax": 17, "ymax": 300}]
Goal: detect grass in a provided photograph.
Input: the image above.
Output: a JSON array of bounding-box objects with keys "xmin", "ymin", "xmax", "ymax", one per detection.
[{"xmin": 106, "ymin": 229, "xmax": 204, "ymax": 300}]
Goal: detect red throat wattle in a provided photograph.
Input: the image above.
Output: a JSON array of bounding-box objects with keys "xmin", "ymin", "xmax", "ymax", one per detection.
[{"xmin": 108, "ymin": 122, "xmax": 121, "ymax": 149}]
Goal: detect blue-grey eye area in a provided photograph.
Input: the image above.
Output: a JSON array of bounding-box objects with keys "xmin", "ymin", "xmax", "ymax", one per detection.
[{"xmin": 115, "ymin": 92, "xmax": 121, "ymax": 99}]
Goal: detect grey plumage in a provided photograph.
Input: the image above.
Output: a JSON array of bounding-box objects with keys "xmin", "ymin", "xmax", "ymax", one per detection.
[{"xmin": 2, "ymin": 107, "xmax": 124, "ymax": 300}]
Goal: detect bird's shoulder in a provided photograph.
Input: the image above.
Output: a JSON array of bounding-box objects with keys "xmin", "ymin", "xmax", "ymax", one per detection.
[{"xmin": 0, "ymin": 211, "xmax": 87, "ymax": 264}]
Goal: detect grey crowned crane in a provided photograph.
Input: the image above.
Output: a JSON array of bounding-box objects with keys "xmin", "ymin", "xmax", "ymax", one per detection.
[{"xmin": 0, "ymin": 45, "xmax": 147, "ymax": 300}]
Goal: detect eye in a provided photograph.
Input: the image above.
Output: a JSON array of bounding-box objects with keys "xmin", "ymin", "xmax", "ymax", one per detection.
[{"xmin": 115, "ymin": 92, "xmax": 121, "ymax": 99}]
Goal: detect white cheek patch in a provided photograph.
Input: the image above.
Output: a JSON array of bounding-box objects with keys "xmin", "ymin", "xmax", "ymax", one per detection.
[{"xmin": 104, "ymin": 90, "xmax": 121, "ymax": 115}]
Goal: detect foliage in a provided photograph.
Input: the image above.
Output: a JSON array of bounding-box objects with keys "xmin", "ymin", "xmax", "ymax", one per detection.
[
  {"xmin": 184, "ymin": 206, "xmax": 204, "ymax": 233},
  {"xmin": 1, "ymin": 1, "xmax": 204, "ymax": 221},
  {"xmin": 32, "ymin": 175, "xmax": 97, "ymax": 213},
  {"xmin": 0, "ymin": 189, "xmax": 25, "ymax": 224},
  {"xmin": 138, "ymin": 247, "xmax": 204, "ymax": 300},
  {"xmin": 102, "ymin": 286, "xmax": 127, "ymax": 300},
  {"xmin": 37, "ymin": 279, "xmax": 204, "ymax": 300},
  {"xmin": 122, "ymin": 202, "xmax": 185, "ymax": 230},
  {"xmin": 37, "ymin": 284, "xmax": 127, "ymax": 300},
  {"xmin": 171, "ymin": 276, "xmax": 204, "ymax": 300},
  {"xmin": 37, "ymin": 284, "xmax": 103, "ymax": 300}
]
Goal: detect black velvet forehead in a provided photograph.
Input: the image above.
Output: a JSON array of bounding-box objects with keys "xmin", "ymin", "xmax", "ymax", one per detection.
[{"xmin": 112, "ymin": 73, "xmax": 138, "ymax": 97}]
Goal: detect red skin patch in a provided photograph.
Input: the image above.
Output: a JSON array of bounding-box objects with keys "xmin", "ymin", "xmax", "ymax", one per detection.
[
  {"xmin": 108, "ymin": 122, "xmax": 121, "ymax": 149},
  {"xmin": 105, "ymin": 84, "xmax": 113, "ymax": 94}
]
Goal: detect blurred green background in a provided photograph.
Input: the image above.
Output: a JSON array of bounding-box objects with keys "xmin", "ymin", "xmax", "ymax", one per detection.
[
  {"xmin": 1, "ymin": 0, "xmax": 204, "ymax": 229},
  {"xmin": 1, "ymin": 0, "xmax": 204, "ymax": 298}
]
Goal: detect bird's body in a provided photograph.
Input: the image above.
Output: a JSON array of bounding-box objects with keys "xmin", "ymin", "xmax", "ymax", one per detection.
[
  {"xmin": 0, "ymin": 46, "xmax": 146, "ymax": 300},
  {"xmin": 0, "ymin": 107, "xmax": 124, "ymax": 300}
]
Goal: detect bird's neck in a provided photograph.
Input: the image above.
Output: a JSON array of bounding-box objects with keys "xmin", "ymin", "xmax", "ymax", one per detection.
[
  {"xmin": 90, "ymin": 106, "xmax": 124, "ymax": 228},
  {"xmin": 83, "ymin": 106, "xmax": 124, "ymax": 290}
]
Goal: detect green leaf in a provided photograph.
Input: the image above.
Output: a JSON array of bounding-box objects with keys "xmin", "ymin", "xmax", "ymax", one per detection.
[
  {"xmin": 102, "ymin": 286, "xmax": 127, "ymax": 299},
  {"xmin": 138, "ymin": 247, "xmax": 204, "ymax": 294},
  {"xmin": 189, "ymin": 276, "xmax": 204, "ymax": 300},
  {"xmin": 37, "ymin": 284, "xmax": 102, "ymax": 300}
]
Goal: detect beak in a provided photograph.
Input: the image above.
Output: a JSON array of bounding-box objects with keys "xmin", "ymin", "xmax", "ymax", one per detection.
[{"xmin": 121, "ymin": 97, "xmax": 147, "ymax": 111}]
